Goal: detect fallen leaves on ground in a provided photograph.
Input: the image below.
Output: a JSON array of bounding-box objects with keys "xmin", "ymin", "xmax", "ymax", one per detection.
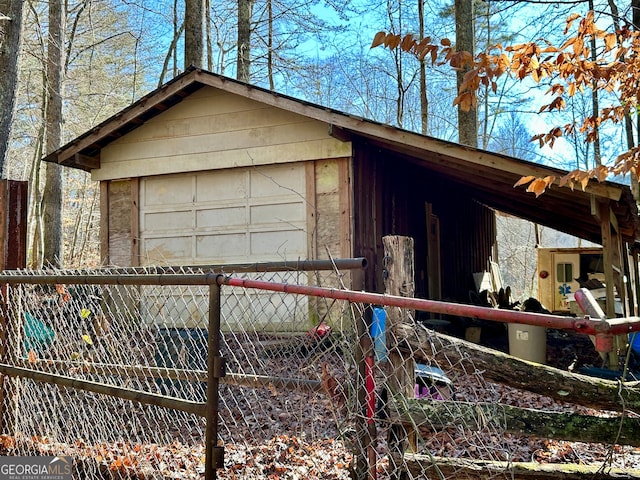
[{"xmin": 0, "ymin": 434, "xmax": 353, "ymax": 479}]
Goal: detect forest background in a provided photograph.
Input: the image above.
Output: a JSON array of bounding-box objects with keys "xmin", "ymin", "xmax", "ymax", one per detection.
[{"xmin": 1, "ymin": 0, "xmax": 637, "ymax": 300}]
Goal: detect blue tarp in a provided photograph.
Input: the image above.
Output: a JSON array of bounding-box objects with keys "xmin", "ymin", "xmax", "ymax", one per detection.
[{"xmin": 23, "ymin": 311, "xmax": 55, "ymax": 354}]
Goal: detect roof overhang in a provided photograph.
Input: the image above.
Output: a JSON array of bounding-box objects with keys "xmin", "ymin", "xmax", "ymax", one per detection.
[
  {"xmin": 334, "ymin": 125, "xmax": 640, "ymax": 246},
  {"xmin": 43, "ymin": 67, "xmax": 640, "ymax": 247}
]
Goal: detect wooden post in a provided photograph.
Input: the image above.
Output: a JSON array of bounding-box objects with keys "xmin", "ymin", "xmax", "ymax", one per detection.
[
  {"xmin": 0, "ymin": 180, "xmax": 28, "ymax": 435},
  {"xmin": 598, "ymin": 201, "xmax": 626, "ymax": 369},
  {"xmin": 382, "ymin": 235, "xmax": 416, "ymax": 475}
]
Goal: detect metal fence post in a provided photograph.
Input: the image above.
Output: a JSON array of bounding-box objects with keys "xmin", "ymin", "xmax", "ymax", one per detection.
[
  {"xmin": 205, "ymin": 281, "xmax": 224, "ymax": 480},
  {"xmin": 0, "ymin": 287, "xmax": 10, "ymax": 435},
  {"xmin": 354, "ymin": 305, "xmax": 375, "ymax": 479}
]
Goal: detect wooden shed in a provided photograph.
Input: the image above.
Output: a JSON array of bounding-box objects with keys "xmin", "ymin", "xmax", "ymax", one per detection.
[{"xmin": 44, "ymin": 67, "xmax": 640, "ymax": 319}]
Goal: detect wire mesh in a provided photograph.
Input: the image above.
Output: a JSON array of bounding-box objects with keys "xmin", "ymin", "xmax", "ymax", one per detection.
[{"xmin": 0, "ymin": 265, "xmax": 639, "ymax": 479}]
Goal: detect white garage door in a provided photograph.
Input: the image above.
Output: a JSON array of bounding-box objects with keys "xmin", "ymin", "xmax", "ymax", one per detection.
[
  {"xmin": 139, "ymin": 163, "xmax": 308, "ymax": 265},
  {"xmin": 138, "ymin": 164, "xmax": 310, "ymax": 331}
]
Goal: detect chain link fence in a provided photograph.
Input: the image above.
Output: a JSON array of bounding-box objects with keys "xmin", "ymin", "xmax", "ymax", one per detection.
[{"xmin": 0, "ymin": 260, "xmax": 639, "ymax": 479}]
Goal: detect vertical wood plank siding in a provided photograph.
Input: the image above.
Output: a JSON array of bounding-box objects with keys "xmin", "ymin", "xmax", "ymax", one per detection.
[
  {"xmin": 353, "ymin": 143, "xmax": 383, "ymax": 293},
  {"xmin": 352, "ymin": 140, "xmax": 496, "ymax": 302},
  {"xmin": 106, "ymin": 179, "xmax": 137, "ymax": 267}
]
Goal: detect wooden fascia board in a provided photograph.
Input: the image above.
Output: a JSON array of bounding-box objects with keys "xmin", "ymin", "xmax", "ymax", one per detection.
[
  {"xmin": 477, "ymin": 192, "xmax": 602, "ymax": 243},
  {"xmin": 69, "ymin": 153, "xmax": 100, "ymax": 170},
  {"xmin": 345, "ymin": 129, "xmax": 623, "ymax": 202},
  {"xmin": 401, "ymin": 152, "xmax": 607, "ymax": 236},
  {"xmin": 398, "ymin": 145, "xmax": 592, "ymax": 209},
  {"xmin": 367, "ymin": 137, "xmax": 614, "ymax": 240},
  {"xmin": 328, "ymin": 124, "xmax": 353, "ymax": 143},
  {"xmin": 54, "ymin": 72, "xmax": 202, "ymax": 165}
]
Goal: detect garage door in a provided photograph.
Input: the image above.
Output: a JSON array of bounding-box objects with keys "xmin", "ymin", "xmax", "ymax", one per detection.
[
  {"xmin": 139, "ymin": 163, "xmax": 308, "ymax": 265},
  {"xmin": 138, "ymin": 164, "xmax": 310, "ymax": 330}
]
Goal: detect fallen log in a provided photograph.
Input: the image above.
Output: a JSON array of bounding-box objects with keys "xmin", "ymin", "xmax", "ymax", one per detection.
[
  {"xmin": 399, "ymin": 453, "xmax": 640, "ymax": 479},
  {"xmin": 395, "ymin": 323, "xmax": 640, "ymax": 412},
  {"xmin": 390, "ymin": 398, "xmax": 640, "ymax": 446}
]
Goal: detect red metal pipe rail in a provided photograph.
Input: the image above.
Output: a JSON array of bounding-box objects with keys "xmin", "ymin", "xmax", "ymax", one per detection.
[{"xmin": 216, "ymin": 275, "xmax": 640, "ymax": 338}]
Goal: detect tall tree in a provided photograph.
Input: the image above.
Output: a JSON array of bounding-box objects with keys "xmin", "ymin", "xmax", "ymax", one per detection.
[
  {"xmin": 248, "ymin": 0, "xmax": 353, "ymax": 93},
  {"xmin": 0, "ymin": 0, "xmax": 24, "ymax": 177},
  {"xmin": 455, "ymin": 0, "xmax": 477, "ymax": 147},
  {"xmin": 237, "ymin": 0, "xmax": 253, "ymax": 81},
  {"xmin": 418, "ymin": 0, "xmax": 427, "ymax": 134},
  {"xmin": 185, "ymin": 0, "xmax": 203, "ymax": 67},
  {"xmin": 374, "ymin": 10, "xmax": 640, "ymax": 194},
  {"xmin": 606, "ymin": 0, "xmax": 638, "ymax": 200},
  {"xmin": 42, "ymin": 0, "xmax": 64, "ymax": 267}
]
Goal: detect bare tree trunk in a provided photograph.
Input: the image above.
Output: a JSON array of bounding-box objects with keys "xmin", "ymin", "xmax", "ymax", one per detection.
[
  {"xmin": 205, "ymin": 0, "xmax": 212, "ymax": 70},
  {"xmin": 76, "ymin": 182, "xmax": 98, "ymax": 265},
  {"xmin": 607, "ymin": 0, "xmax": 637, "ymax": 200},
  {"xmin": 0, "ymin": 0, "xmax": 25, "ymax": 177},
  {"xmin": 393, "ymin": 397, "xmax": 640, "ymax": 446},
  {"xmin": 397, "ymin": 322, "xmax": 640, "ymax": 413},
  {"xmin": 402, "ymin": 454, "xmax": 640, "ymax": 480},
  {"xmin": 588, "ymin": 0, "xmax": 601, "ymax": 167},
  {"xmin": 67, "ymin": 172, "xmax": 85, "ymax": 263},
  {"xmin": 173, "ymin": 0, "xmax": 178, "ymax": 75},
  {"xmin": 267, "ymin": 0, "xmax": 273, "ymax": 90},
  {"xmin": 237, "ymin": 0, "xmax": 253, "ymax": 82},
  {"xmin": 386, "ymin": 0, "xmax": 405, "ymax": 127},
  {"xmin": 185, "ymin": 0, "xmax": 203, "ymax": 68},
  {"xmin": 158, "ymin": 23, "xmax": 185, "ymax": 87},
  {"xmin": 42, "ymin": 0, "xmax": 64, "ymax": 268},
  {"xmin": 418, "ymin": 0, "xmax": 428, "ymax": 135},
  {"xmin": 455, "ymin": 0, "xmax": 477, "ymax": 147},
  {"xmin": 634, "ymin": 0, "xmax": 640, "ymax": 202},
  {"xmin": 634, "ymin": 0, "xmax": 640, "ymax": 203},
  {"xmin": 28, "ymin": 122, "xmax": 44, "ymax": 268}
]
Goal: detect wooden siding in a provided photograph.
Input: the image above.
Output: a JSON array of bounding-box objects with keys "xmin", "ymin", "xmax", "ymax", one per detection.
[
  {"xmin": 93, "ymin": 87, "xmax": 351, "ymax": 181},
  {"xmin": 353, "ymin": 141, "xmax": 496, "ymax": 301},
  {"xmin": 102, "ymin": 179, "xmax": 139, "ymax": 266},
  {"xmin": 312, "ymin": 158, "xmax": 352, "ymax": 260}
]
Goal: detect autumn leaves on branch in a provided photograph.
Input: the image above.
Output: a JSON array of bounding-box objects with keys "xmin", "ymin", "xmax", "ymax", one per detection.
[{"xmin": 372, "ymin": 11, "xmax": 640, "ymax": 196}]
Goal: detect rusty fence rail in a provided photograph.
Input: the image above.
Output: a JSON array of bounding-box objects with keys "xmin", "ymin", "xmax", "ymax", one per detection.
[{"xmin": 0, "ymin": 261, "xmax": 640, "ymax": 479}]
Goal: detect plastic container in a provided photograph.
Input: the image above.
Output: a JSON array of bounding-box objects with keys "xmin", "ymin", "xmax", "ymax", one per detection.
[
  {"xmin": 371, "ymin": 306, "xmax": 387, "ymax": 362},
  {"xmin": 155, "ymin": 328, "xmax": 208, "ymax": 401},
  {"xmin": 507, "ymin": 323, "xmax": 547, "ymax": 364}
]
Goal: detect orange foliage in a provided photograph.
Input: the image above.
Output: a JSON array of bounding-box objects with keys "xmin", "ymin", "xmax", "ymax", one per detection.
[{"xmin": 372, "ymin": 11, "xmax": 640, "ymax": 194}]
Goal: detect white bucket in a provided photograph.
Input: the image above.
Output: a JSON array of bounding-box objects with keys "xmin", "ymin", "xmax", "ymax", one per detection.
[{"xmin": 507, "ymin": 323, "xmax": 547, "ymax": 364}]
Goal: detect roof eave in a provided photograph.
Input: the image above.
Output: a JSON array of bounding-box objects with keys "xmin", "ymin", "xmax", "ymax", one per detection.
[{"xmin": 43, "ymin": 67, "xmax": 206, "ymax": 170}]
